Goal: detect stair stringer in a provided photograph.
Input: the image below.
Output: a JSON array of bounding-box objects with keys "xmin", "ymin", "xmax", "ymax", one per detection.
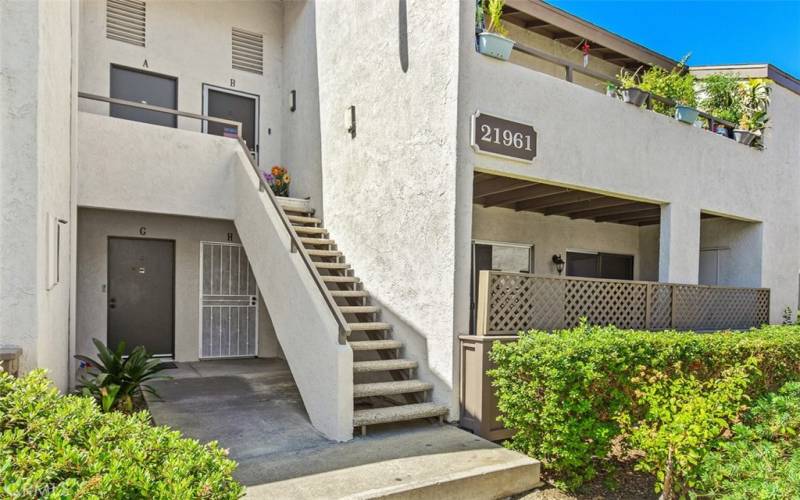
[{"xmin": 232, "ymin": 151, "xmax": 353, "ymax": 441}]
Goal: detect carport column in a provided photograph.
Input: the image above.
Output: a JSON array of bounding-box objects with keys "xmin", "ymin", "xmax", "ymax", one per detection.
[{"xmin": 658, "ymin": 204, "xmax": 701, "ymax": 284}]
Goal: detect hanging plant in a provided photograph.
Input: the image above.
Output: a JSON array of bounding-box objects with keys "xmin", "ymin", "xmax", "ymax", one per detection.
[{"xmin": 476, "ymin": 0, "xmax": 514, "ymax": 61}]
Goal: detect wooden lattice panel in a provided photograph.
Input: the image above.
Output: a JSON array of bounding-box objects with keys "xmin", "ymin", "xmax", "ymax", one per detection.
[
  {"xmin": 563, "ymin": 279, "xmax": 647, "ymax": 329},
  {"xmin": 648, "ymin": 284, "xmax": 673, "ymax": 330},
  {"xmin": 477, "ymin": 271, "xmax": 770, "ymax": 335},
  {"xmin": 672, "ymin": 286, "xmax": 769, "ymax": 331},
  {"xmin": 484, "ymin": 273, "xmax": 564, "ymax": 333}
]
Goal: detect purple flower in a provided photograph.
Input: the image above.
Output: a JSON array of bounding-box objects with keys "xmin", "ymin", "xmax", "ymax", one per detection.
[{"xmin": 261, "ymin": 171, "xmax": 275, "ymax": 183}]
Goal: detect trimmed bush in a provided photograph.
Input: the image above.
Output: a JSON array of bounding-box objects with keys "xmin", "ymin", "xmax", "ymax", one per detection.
[
  {"xmin": 696, "ymin": 381, "xmax": 800, "ymax": 498},
  {"xmin": 0, "ymin": 370, "xmax": 244, "ymax": 499},
  {"xmin": 489, "ymin": 323, "xmax": 800, "ymax": 490}
]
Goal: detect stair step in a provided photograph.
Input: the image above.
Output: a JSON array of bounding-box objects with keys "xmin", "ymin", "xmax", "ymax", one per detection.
[
  {"xmin": 331, "ymin": 290, "xmax": 369, "ymax": 298},
  {"xmin": 322, "ymin": 275, "xmax": 360, "ymax": 283},
  {"xmin": 353, "ymin": 403, "xmax": 448, "ymax": 426},
  {"xmin": 353, "ymin": 380, "xmax": 432, "ymax": 398},
  {"xmin": 353, "ymin": 358, "xmax": 417, "ymax": 373},
  {"xmin": 314, "ymin": 262, "xmax": 350, "ymax": 270},
  {"xmin": 348, "ymin": 322, "xmax": 390, "ymax": 331},
  {"xmin": 300, "ymin": 237, "xmax": 335, "ymax": 246},
  {"xmin": 307, "ymin": 249, "xmax": 342, "ymax": 257},
  {"xmin": 349, "ymin": 339, "xmax": 403, "ymax": 351},
  {"xmin": 339, "ymin": 305, "xmax": 379, "ymax": 314},
  {"xmin": 293, "ymin": 226, "xmax": 328, "ymax": 235},
  {"xmin": 288, "ymin": 214, "xmax": 322, "ymax": 225}
]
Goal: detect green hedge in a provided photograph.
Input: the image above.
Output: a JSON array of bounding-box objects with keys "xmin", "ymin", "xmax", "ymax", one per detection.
[
  {"xmin": 696, "ymin": 381, "xmax": 800, "ymax": 498},
  {"xmin": 0, "ymin": 370, "xmax": 244, "ymax": 499},
  {"xmin": 489, "ymin": 324, "xmax": 800, "ymax": 489}
]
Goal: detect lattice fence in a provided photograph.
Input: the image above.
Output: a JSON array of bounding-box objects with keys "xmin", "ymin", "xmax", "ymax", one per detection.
[{"xmin": 476, "ymin": 271, "xmax": 770, "ymax": 335}]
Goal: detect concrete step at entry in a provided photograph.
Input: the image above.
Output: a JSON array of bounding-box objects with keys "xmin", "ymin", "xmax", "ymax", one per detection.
[
  {"xmin": 348, "ymin": 322, "xmax": 390, "ymax": 331},
  {"xmin": 300, "ymin": 237, "xmax": 335, "ymax": 246},
  {"xmin": 353, "ymin": 403, "xmax": 448, "ymax": 427},
  {"xmin": 330, "ymin": 290, "xmax": 369, "ymax": 298},
  {"xmin": 306, "ymin": 249, "xmax": 342, "ymax": 257},
  {"xmin": 288, "ymin": 215, "xmax": 322, "ymax": 225},
  {"xmin": 353, "ymin": 358, "xmax": 417, "ymax": 373},
  {"xmin": 293, "ymin": 226, "xmax": 328, "ymax": 235},
  {"xmin": 322, "ymin": 275, "xmax": 360, "ymax": 283},
  {"xmin": 353, "ymin": 380, "xmax": 432, "ymax": 398},
  {"xmin": 314, "ymin": 262, "xmax": 350, "ymax": 270},
  {"xmin": 349, "ymin": 339, "xmax": 402, "ymax": 351},
  {"xmin": 339, "ymin": 305, "xmax": 379, "ymax": 314}
]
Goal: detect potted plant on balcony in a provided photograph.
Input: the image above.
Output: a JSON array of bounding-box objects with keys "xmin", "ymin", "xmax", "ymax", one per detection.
[
  {"xmin": 477, "ymin": 0, "xmax": 514, "ymax": 61},
  {"xmin": 699, "ymin": 73, "xmax": 742, "ymax": 135},
  {"xmin": 262, "ymin": 166, "xmax": 291, "ymax": 197},
  {"xmin": 617, "ymin": 68, "xmax": 651, "ymax": 107},
  {"xmin": 733, "ymin": 78, "xmax": 772, "ymax": 147},
  {"xmin": 618, "ymin": 55, "xmax": 698, "ymax": 118}
]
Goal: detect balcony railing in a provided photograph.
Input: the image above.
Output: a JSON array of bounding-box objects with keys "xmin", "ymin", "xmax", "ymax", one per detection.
[
  {"xmin": 512, "ymin": 42, "xmax": 739, "ymax": 139},
  {"xmin": 475, "ymin": 271, "xmax": 770, "ymax": 334}
]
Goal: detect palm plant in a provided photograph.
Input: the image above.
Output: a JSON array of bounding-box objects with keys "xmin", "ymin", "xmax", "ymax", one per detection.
[
  {"xmin": 737, "ymin": 78, "xmax": 772, "ymax": 133},
  {"xmin": 75, "ymin": 338, "xmax": 172, "ymax": 413}
]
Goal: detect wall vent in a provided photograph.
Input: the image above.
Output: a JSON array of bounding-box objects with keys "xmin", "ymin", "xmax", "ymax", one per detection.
[
  {"xmin": 106, "ymin": 0, "xmax": 146, "ymax": 47},
  {"xmin": 232, "ymin": 27, "xmax": 264, "ymax": 75}
]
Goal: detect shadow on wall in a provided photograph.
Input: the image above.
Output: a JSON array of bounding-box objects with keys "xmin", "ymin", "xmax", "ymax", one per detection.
[{"xmin": 398, "ymin": 0, "xmax": 409, "ymax": 73}]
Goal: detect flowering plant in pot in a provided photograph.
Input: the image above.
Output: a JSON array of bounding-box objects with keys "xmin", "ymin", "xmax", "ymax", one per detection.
[
  {"xmin": 262, "ymin": 165, "xmax": 291, "ymax": 197},
  {"xmin": 734, "ymin": 78, "xmax": 772, "ymax": 147},
  {"xmin": 477, "ymin": 0, "xmax": 514, "ymax": 61}
]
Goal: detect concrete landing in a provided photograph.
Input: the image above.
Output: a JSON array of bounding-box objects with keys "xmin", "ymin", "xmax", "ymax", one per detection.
[{"xmin": 145, "ymin": 358, "xmax": 541, "ymax": 499}]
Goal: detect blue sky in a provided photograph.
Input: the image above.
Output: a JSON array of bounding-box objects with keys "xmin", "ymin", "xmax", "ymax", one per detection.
[{"xmin": 547, "ymin": 0, "xmax": 800, "ymax": 77}]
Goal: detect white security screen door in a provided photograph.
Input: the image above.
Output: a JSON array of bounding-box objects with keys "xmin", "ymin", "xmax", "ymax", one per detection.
[{"xmin": 200, "ymin": 242, "xmax": 258, "ymax": 358}]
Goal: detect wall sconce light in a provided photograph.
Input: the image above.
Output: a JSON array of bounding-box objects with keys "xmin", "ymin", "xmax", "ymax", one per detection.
[
  {"xmin": 345, "ymin": 105, "xmax": 356, "ymax": 138},
  {"xmin": 552, "ymin": 254, "xmax": 565, "ymax": 275},
  {"xmin": 289, "ymin": 90, "xmax": 296, "ymax": 112}
]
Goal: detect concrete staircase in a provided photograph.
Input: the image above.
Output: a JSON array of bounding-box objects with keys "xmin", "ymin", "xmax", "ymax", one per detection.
[{"xmin": 280, "ymin": 200, "xmax": 449, "ymax": 435}]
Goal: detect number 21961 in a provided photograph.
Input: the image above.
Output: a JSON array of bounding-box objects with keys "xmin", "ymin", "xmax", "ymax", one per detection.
[{"xmin": 479, "ymin": 124, "xmax": 533, "ymax": 151}]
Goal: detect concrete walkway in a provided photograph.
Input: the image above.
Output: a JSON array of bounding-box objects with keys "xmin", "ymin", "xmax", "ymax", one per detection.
[{"xmin": 146, "ymin": 358, "xmax": 541, "ymax": 499}]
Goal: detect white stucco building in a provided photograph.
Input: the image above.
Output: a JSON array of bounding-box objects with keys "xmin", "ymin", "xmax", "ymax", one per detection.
[{"xmin": 1, "ymin": 0, "xmax": 799, "ymax": 442}]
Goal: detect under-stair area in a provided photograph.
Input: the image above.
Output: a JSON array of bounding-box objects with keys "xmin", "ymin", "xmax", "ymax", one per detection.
[{"xmin": 280, "ymin": 201, "xmax": 450, "ymax": 436}]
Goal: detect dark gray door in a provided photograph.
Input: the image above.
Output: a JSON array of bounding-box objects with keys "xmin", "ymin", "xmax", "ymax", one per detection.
[
  {"xmin": 108, "ymin": 238, "xmax": 175, "ymax": 356},
  {"xmin": 110, "ymin": 65, "xmax": 177, "ymax": 127},
  {"xmin": 205, "ymin": 87, "xmax": 257, "ymax": 155}
]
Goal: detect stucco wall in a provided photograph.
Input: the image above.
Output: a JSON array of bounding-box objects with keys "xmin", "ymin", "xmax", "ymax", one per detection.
[
  {"xmin": 281, "ymin": 0, "xmax": 323, "ymax": 214},
  {"xmin": 75, "ymin": 208, "xmax": 279, "ymax": 363},
  {"xmin": 699, "ymin": 217, "xmax": 763, "ymax": 289},
  {"xmin": 315, "ymin": 0, "xmax": 462, "ymax": 415},
  {"xmin": 78, "ymin": 0, "xmax": 283, "ymax": 168},
  {"xmin": 456, "ymin": 0, "xmax": 800, "ymax": 325},
  {"xmin": 0, "ymin": 0, "xmax": 74, "ymax": 389},
  {"xmin": 78, "ymin": 112, "xmax": 239, "ymax": 219},
  {"xmin": 472, "ymin": 205, "xmax": 646, "ymax": 279}
]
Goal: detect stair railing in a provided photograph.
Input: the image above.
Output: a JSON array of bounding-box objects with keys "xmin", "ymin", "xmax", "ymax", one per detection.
[{"xmin": 77, "ymin": 92, "xmax": 352, "ymax": 344}]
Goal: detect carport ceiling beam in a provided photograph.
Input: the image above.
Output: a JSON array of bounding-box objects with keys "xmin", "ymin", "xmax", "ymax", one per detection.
[
  {"xmin": 515, "ymin": 191, "xmax": 604, "ymax": 212},
  {"xmin": 483, "ymin": 184, "xmax": 572, "ymax": 208},
  {"xmin": 570, "ymin": 202, "xmax": 657, "ymax": 220},
  {"xmin": 595, "ymin": 208, "xmax": 661, "ymax": 223},
  {"xmin": 473, "ymin": 177, "xmax": 532, "ymax": 199},
  {"xmin": 543, "ymin": 197, "xmax": 634, "ymax": 216},
  {"xmin": 608, "ymin": 212, "xmax": 662, "ymax": 225}
]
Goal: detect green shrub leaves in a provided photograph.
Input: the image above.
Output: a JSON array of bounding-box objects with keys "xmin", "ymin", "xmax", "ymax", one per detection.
[
  {"xmin": 489, "ymin": 324, "xmax": 800, "ymax": 491},
  {"xmin": 0, "ymin": 370, "xmax": 244, "ymax": 499}
]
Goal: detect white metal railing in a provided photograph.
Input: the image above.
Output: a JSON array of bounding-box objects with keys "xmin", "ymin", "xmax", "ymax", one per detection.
[{"xmin": 77, "ymin": 92, "xmax": 352, "ymax": 344}]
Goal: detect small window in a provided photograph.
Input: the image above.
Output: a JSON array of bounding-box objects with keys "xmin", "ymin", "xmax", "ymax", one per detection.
[
  {"xmin": 566, "ymin": 251, "xmax": 634, "ymax": 280},
  {"xmin": 232, "ymin": 27, "xmax": 263, "ymax": 75}
]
